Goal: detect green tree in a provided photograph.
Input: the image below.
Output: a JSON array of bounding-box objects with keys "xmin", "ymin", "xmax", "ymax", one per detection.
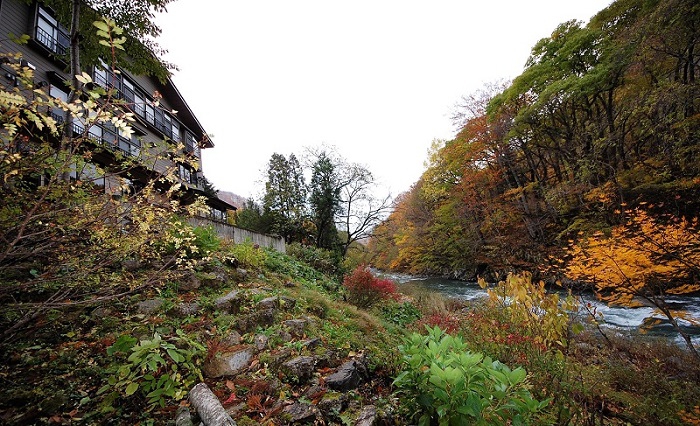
[
  {"xmin": 234, "ymin": 198, "xmax": 274, "ymax": 233},
  {"xmin": 309, "ymin": 151, "xmax": 341, "ymax": 251},
  {"xmin": 262, "ymin": 153, "xmax": 307, "ymax": 243}
]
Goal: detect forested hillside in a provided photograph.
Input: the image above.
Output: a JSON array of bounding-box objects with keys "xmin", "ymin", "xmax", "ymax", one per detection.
[{"xmin": 369, "ymin": 0, "xmax": 700, "ymax": 279}]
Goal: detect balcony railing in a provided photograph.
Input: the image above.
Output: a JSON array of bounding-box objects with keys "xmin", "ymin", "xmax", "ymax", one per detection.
[
  {"xmin": 49, "ymin": 110, "xmax": 140, "ymax": 157},
  {"xmin": 36, "ymin": 26, "xmax": 68, "ymax": 55}
]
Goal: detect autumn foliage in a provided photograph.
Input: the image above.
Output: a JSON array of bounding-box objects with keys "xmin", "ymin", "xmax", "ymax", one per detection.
[
  {"xmin": 566, "ymin": 207, "xmax": 700, "ymax": 356},
  {"xmin": 369, "ymin": 0, "xmax": 700, "ymax": 278},
  {"xmin": 342, "ymin": 265, "xmax": 397, "ymax": 308}
]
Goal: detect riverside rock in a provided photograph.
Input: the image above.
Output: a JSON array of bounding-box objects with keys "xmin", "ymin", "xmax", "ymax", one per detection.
[
  {"xmin": 221, "ymin": 330, "xmax": 242, "ymax": 346},
  {"xmin": 281, "ymin": 402, "xmax": 318, "ymax": 424},
  {"xmin": 355, "ymin": 405, "xmax": 377, "ymax": 426},
  {"xmin": 258, "ymin": 295, "xmax": 297, "ymax": 311},
  {"xmin": 203, "ymin": 346, "xmax": 255, "ymax": 378},
  {"xmin": 283, "ymin": 319, "xmax": 307, "ymax": 337},
  {"xmin": 235, "ymin": 308, "xmax": 276, "ymax": 333},
  {"xmin": 281, "ymin": 356, "xmax": 316, "ymax": 384},
  {"xmin": 173, "ymin": 302, "xmax": 200, "ymax": 317},
  {"xmin": 325, "ymin": 358, "xmax": 367, "ymax": 391},
  {"xmin": 214, "ymin": 290, "xmax": 245, "ymax": 313},
  {"xmin": 136, "ymin": 298, "xmax": 163, "ymax": 315}
]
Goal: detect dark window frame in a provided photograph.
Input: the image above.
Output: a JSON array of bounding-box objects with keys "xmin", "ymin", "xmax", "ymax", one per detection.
[
  {"xmin": 93, "ymin": 63, "xmax": 188, "ymax": 145},
  {"xmin": 35, "ymin": 6, "xmax": 69, "ymax": 56},
  {"xmin": 177, "ymin": 163, "xmax": 198, "ymax": 185}
]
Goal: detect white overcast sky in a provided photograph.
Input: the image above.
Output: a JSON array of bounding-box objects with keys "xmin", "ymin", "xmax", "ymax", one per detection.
[{"xmin": 156, "ymin": 0, "xmax": 611, "ymax": 200}]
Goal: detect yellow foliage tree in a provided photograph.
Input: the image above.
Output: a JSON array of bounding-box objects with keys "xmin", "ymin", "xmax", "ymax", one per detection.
[
  {"xmin": 479, "ymin": 272, "xmax": 577, "ymax": 350},
  {"xmin": 0, "ymin": 20, "xmax": 209, "ymax": 343},
  {"xmin": 566, "ymin": 207, "xmax": 700, "ymax": 358}
]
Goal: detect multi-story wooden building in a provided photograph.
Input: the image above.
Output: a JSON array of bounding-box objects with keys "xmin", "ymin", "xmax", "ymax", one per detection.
[{"xmin": 0, "ymin": 0, "xmax": 235, "ymax": 221}]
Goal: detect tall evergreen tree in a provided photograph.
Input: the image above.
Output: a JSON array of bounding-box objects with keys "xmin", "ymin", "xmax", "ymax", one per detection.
[
  {"xmin": 262, "ymin": 153, "xmax": 307, "ymax": 243},
  {"xmin": 309, "ymin": 152, "xmax": 341, "ymax": 251}
]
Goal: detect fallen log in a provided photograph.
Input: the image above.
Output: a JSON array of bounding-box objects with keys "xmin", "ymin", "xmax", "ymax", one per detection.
[{"xmin": 188, "ymin": 383, "xmax": 237, "ymax": 426}]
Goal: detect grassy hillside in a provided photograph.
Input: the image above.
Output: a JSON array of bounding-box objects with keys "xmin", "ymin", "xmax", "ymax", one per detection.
[{"xmin": 1, "ymin": 238, "xmax": 699, "ymax": 425}]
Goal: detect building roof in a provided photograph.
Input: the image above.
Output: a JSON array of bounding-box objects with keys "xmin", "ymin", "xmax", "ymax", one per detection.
[{"xmin": 158, "ymin": 76, "xmax": 215, "ymax": 149}]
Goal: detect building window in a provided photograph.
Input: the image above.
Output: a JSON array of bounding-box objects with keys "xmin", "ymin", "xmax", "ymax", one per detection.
[
  {"xmin": 94, "ymin": 60, "xmax": 124, "ymax": 98},
  {"xmin": 94, "ymin": 61, "xmax": 109, "ymax": 87},
  {"xmin": 171, "ymin": 120, "xmax": 181, "ymax": 143},
  {"xmin": 210, "ymin": 207, "xmax": 227, "ymax": 223},
  {"xmin": 88, "ymin": 123, "xmax": 102, "ymax": 141},
  {"xmin": 178, "ymin": 163, "xmax": 191, "ymax": 184},
  {"xmin": 100, "ymin": 123, "xmax": 141, "ymax": 157},
  {"xmin": 133, "ymin": 92, "xmax": 145, "ymax": 117},
  {"xmin": 122, "ymin": 79, "xmax": 136, "ymax": 103},
  {"xmin": 36, "ymin": 7, "xmax": 69, "ymax": 55},
  {"xmin": 184, "ymin": 132, "xmax": 199, "ymax": 156},
  {"xmin": 49, "ymin": 85, "xmax": 67, "ymax": 123},
  {"xmin": 145, "ymin": 103, "xmax": 155, "ymax": 124},
  {"xmin": 92, "ymin": 60, "xmax": 186, "ymax": 143},
  {"xmin": 118, "ymin": 128, "xmax": 141, "ymax": 157},
  {"xmin": 69, "ymin": 162, "xmax": 105, "ymax": 189},
  {"xmin": 154, "ymin": 108, "xmax": 166, "ymax": 133},
  {"xmin": 178, "ymin": 163, "xmax": 198, "ymax": 185},
  {"xmin": 49, "ymin": 85, "xmax": 86, "ymax": 135}
]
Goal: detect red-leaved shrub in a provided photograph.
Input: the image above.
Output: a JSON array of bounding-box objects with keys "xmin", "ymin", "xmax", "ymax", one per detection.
[{"xmin": 343, "ymin": 265, "xmax": 397, "ymax": 308}]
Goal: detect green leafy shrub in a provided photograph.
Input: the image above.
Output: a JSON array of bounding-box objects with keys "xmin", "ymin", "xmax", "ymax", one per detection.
[
  {"xmin": 164, "ymin": 221, "xmax": 220, "ymax": 260},
  {"xmin": 287, "ymin": 242, "xmax": 344, "ymax": 277},
  {"xmin": 393, "ymin": 326, "xmax": 549, "ymax": 425},
  {"xmin": 99, "ymin": 330, "xmax": 205, "ymax": 409},
  {"xmin": 191, "ymin": 225, "xmax": 221, "ymax": 255},
  {"xmin": 229, "ymin": 240, "xmax": 267, "ymax": 271},
  {"xmin": 380, "ymin": 301, "xmax": 422, "ymax": 326},
  {"xmin": 342, "ymin": 265, "xmax": 397, "ymax": 308}
]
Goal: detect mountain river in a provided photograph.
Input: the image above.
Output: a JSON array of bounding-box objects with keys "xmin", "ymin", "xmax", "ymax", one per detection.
[{"xmin": 379, "ymin": 272, "xmax": 700, "ymax": 347}]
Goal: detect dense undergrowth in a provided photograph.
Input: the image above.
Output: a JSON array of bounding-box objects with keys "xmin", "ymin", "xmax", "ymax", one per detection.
[{"xmin": 1, "ymin": 237, "xmax": 699, "ymax": 425}]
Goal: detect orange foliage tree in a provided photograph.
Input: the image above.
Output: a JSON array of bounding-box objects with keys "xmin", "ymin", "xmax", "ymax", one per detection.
[{"xmin": 566, "ymin": 207, "xmax": 700, "ymax": 357}]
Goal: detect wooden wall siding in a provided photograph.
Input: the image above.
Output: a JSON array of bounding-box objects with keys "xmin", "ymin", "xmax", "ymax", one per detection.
[
  {"xmin": 187, "ymin": 218, "xmax": 287, "ymax": 253},
  {"xmin": 1, "ymin": 0, "xmax": 223, "ymax": 218},
  {"xmin": 0, "ymin": 1, "xmax": 203, "ymax": 173},
  {"xmin": 0, "ymin": 2, "xmax": 66, "ymax": 90}
]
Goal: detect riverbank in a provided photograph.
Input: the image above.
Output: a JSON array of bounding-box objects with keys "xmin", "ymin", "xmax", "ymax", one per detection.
[
  {"xmin": 2, "ymin": 247, "xmax": 699, "ymax": 424},
  {"xmin": 379, "ymin": 270, "xmax": 700, "ymax": 348}
]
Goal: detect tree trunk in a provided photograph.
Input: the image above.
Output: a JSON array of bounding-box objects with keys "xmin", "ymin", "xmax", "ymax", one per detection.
[
  {"xmin": 189, "ymin": 383, "xmax": 237, "ymax": 426},
  {"xmin": 654, "ymin": 299, "xmax": 700, "ymax": 360},
  {"xmin": 63, "ymin": 0, "xmax": 81, "ymax": 142}
]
